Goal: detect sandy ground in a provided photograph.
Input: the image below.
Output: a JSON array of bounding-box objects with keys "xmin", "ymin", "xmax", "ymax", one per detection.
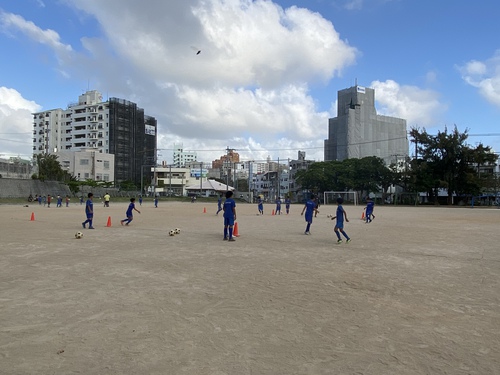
[{"xmin": 1, "ymin": 199, "xmax": 499, "ymax": 375}]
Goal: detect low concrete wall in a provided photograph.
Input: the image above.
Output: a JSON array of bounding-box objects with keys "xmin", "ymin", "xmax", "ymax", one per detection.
[{"xmin": 0, "ymin": 179, "xmax": 71, "ymax": 199}]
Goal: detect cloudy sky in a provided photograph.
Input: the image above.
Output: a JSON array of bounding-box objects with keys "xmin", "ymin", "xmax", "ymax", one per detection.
[{"xmin": 1, "ymin": 0, "xmax": 499, "ymax": 164}]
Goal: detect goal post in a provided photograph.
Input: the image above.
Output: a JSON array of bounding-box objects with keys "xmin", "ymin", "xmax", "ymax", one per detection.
[{"xmin": 323, "ymin": 191, "xmax": 358, "ymax": 206}]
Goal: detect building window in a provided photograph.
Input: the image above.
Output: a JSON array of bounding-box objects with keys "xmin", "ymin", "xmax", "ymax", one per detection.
[
  {"xmin": 103, "ymin": 161, "xmax": 110, "ymax": 169},
  {"xmin": 80, "ymin": 159, "xmax": 89, "ymax": 165},
  {"xmin": 84, "ymin": 173, "xmax": 90, "ymax": 179}
]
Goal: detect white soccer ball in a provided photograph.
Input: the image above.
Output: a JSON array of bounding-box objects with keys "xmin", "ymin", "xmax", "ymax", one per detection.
[
  {"xmin": 169, "ymin": 230, "xmax": 175, "ymax": 236},
  {"xmin": 75, "ymin": 231, "xmax": 83, "ymax": 239},
  {"xmin": 174, "ymin": 228, "xmax": 181, "ymax": 234}
]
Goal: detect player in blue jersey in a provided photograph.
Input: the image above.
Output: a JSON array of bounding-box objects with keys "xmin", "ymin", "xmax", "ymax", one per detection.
[
  {"xmin": 223, "ymin": 191, "xmax": 237, "ymax": 241},
  {"xmin": 257, "ymin": 196, "xmax": 264, "ymax": 215},
  {"xmin": 121, "ymin": 198, "xmax": 141, "ymax": 226},
  {"xmin": 285, "ymin": 197, "xmax": 291, "ymax": 214},
  {"xmin": 216, "ymin": 195, "xmax": 223, "ymax": 215},
  {"xmin": 275, "ymin": 197, "xmax": 282, "ymax": 215},
  {"xmin": 301, "ymin": 194, "xmax": 318, "ymax": 235},
  {"xmin": 331, "ymin": 197, "xmax": 351, "ymax": 243},
  {"xmin": 82, "ymin": 192, "xmax": 95, "ymax": 229},
  {"xmin": 364, "ymin": 197, "xmax": 375, "ymax": 223}
]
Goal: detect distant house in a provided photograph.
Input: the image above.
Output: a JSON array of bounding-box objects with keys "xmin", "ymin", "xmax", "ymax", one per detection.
[{"xmin": 185, "ymin": 179, "xmax": 234, "ymax": 197}]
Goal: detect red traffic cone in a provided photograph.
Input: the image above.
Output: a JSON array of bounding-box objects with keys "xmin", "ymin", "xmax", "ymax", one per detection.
[
  {"xmin": 106, "ymin": 216, "xmax": 112, "ymax": 227},
  {"xmin": 30, "ymin": 212, "xmax": 35, "ymax": 221},
  {"xmin": 203, "ymin": 207, "xmax": 207, "ymax": 213},
  {"xmin": 272, "ymin": 209, "xmax": 275, "ymax": 216},
  {"xmin": 233, "ymin": 222, "xmax": 240, "ymax": 237},
  {"xmin": 361, "ymin": 211, "xmax": 365, "ymax": 220}
]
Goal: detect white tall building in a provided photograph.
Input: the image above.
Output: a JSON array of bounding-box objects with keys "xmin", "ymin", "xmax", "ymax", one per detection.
[
  {"xmin": 32, "ymin": 90, "xmax": 157, "ymax": 184},
  {"xmin": 173, "ymin": 143, "xmax": 197, "ymax": 167},
  {"xmin": 33, "ymin": 91, "xmax": 107, "ymax": 155}
]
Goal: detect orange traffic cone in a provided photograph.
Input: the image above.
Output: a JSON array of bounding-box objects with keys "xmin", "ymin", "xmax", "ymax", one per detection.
[
  {"xmin": 233, "ymin": 222, "xmax": 240, "ymax": 237},
  {"xmin": 106, "ymin": 216, "xmax": 112, "ymax": 227},
  {"xmin": 203, "ymin": 207, "xmax": 207, "ymax": 213},
  {"xmin": 272, "ymin": 209, "xmax": 275, "ymax": 216},
  {"xmin": 361, "ymin": 211, "xmax": 365, "ymax": 220},
  {"xmin": 30, "ymin": 212, "xmax": 35, "ymax": 221}
]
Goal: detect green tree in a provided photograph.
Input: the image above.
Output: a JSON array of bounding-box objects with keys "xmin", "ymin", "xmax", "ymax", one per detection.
[
  {"xmin": 409, "ymin": 126, "xmax": 498, "ymax": 204},
  {"xmin": 35, "ymin": 153, "xmax": 66, "ymax": 181}
]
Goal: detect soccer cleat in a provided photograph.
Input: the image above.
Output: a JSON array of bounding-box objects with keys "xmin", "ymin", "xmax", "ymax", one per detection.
[
  {"xmin": 223, "ymin": 237, "xmax": 228, "ymax": 241},
  {"xmin": 89, "ymin": 227, "xmax": 95, "ymax": 229},
  {"xmin": 304, "ymin": 231, "xmax": 310, "ymax": 235},
  {"xmin": 228, "ymin": 238, "xmax": 236, "ymax": 241},
  {"xmin": 82, "ymin": 222, "xmax": 85, "ymax": 229},
  {"xmin": 337, "ymin": 239, "xmax": 343, "ymax": 244},
  {"xmin": 346, "ymin": 239, "xmax": 351, "ymax": 243}
]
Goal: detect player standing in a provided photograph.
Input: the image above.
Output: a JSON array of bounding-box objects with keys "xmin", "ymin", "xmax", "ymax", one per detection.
[
  {"xmin": 331, "ymin": 197, "xmax": 351, "ymax": 243},
  {"xmin": 275, "ymin": 197, "xmax": 282, "ymax": 215},
  {"xmin": 301, "ymin": 194, "xmax": 318, "ymax": 235},
  {"xmin": 285, "ymin": 197, "xmax": 291, "ymax": 214},
  {"xmin": 223, "ymin": 191, "xmax": 237, "ymax": 241},
  {"xmin": 82, "ymin": 193, "xmax": 94, "ymax": 229},
  {"xmin": 364, "ymin": 197, "xmax": 375, "ymax": 223},
  {"xmin": 257, "ymin": 196, "xmax": 264, "ymax": 215}
]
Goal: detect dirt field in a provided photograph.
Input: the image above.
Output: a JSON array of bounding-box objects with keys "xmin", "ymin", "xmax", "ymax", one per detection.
[{"xmin": 1, "ymin": 200, "xmax": 499, "ymax": 375}]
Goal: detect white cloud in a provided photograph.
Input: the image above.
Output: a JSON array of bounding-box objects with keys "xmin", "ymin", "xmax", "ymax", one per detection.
[
  {"xmin": 0, "ymin": 1, "xmax": 357, "ymax": 162},
  {"xmin": 371, "ymin": 80, "xmax": 446, "ymax": 128},
  {"xmin": 0, "ymin": 11, "xmax": 72, "ymax": 54},
  {"xmin": 53, "ymin": 0, "xmax": 357, "ymax": 161},
  {"xmin": 344, "ymin": 0, "xmax": 364, "ymax": 10},
  {"xmin": 458, "ymin": 51, "xmax": 500, "ymax": 107},
  {"xmin": 0, "ymin": 87, "xmax": 41, "ymax": 157}
]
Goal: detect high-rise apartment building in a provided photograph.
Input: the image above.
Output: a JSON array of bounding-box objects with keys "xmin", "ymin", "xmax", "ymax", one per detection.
[
  {"xmin": 324, "ymin": 85, "xmax": 408, "ymax": 165},
  {"xmin": 173, "ymin": 143, "xmax": 197, "ymax": 167},
  {"xmin": 32, "ymin": 90, "xmax": 157, "ymax": 186}
]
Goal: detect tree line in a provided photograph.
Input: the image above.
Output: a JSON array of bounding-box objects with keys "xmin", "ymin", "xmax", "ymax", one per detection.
[{"xmin": 295, "ymin": 126, "xmax": 499, "ymax": 205}]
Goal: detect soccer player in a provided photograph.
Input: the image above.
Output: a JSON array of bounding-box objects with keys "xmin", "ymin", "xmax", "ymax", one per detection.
[
  {"xmin": 139, "ymin": 195, "xmax": 143, "ymax": 206},
  {"xmin": 216, "ymin": 194, "xmax": 223, "ymax": 215},
  {"xmin": 257, "ymin": 196, "xmax": 264, "ymax": 215},
  {"xmin": 82, "ymin": 193, "xmax": 94, "ymax": 229},
  {"xmin": 364, "ymin": 197, "xmax": 375, "ymax": 223},
  {"xmin": 331, "ymin": 197, "xmax": 351, "ymax": 243},
  {"xmin": 301, "ymin": 194, "xmax": 318, "ymax": 235},
  {"xmin": 121, "ymin": 198, "xmax": 141, "ymax": 226},
  {"xmin": 275, "ymin": 197, "xmax": 282, "ymax": 215},
  {"xmin": 223, "ymin": 191, "xmax": 237, "ymax": 241},
  {"xmin": 154, "ymin": 195, "xmax": 158, "ymax": 208},
  {"xmin": 285, "ymin": 197, "xmax": 291, "ymax": 214},
  {"xmin": 103, "ymin": 192, "xmax": 110, "ymax": 207}
]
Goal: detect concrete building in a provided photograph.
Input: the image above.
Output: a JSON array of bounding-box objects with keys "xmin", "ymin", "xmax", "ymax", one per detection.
[
  {"xmin": 152, "ymin": 166, "xmax": 208, "ymax": 196},
  {"xmin": 324, "ymin": 85, "xmax": 408, "ymax": 165},
  {"xmin": 32, "ymin": 90, "xmax": 157, "ymax": 186},
  {"xmin": 289, "ymin": 151, "xmax": 315, "ymax": 202},
  {"xmin": 173, "ymin": 143, "xmax": 197, "ymax": 167},
  {"xmin": 55, "ymin": 149, "xmax": 114, "ymax": 182},
  {"xmin": 0, "ymin": 157, "xmax": 32, "ymax": 179}
]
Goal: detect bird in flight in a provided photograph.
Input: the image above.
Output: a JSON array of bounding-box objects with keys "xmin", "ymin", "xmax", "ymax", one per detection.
[{"xmin": 191, "ymin": 46, "xmax": 201, "ymax": 55}]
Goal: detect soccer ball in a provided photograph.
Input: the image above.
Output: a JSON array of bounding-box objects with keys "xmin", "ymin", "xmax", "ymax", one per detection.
[
  {"xmin": 168, "ymin": 230, "xmax": 175, "ymax": 236},
  {"xmin": 75, "ymin": 231, "xmax": 83, "ymax": 239},
  {"xmin": 174, "ymin": 228, "xmax": 181, "ymax": 234}
]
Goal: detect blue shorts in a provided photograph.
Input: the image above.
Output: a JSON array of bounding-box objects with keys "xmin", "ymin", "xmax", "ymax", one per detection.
[
  {"xmin": 335, "ymin": 222, "xmax": 344, "ymax": 229},
  {"xmin": 224, "ymin": 216, "xmax": 235, "ymax": 226},
  {"xmin": 305, "ymin": 213, "xmax": 313, "ymax": 223},
  {"xmin": 86, "ymin": 213, "xmax": 93, "ymax": 219}
]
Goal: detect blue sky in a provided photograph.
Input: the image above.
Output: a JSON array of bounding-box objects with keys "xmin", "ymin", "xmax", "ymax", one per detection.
[{"xmin": 1, "ymin": 0, "xmax": 499, "ymax": 164}]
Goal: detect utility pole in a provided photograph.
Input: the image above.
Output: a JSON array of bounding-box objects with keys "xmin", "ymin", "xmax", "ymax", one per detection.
[{"xmin": 200, "ymin": 161, "xmax": 203, "ymax": 197}]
